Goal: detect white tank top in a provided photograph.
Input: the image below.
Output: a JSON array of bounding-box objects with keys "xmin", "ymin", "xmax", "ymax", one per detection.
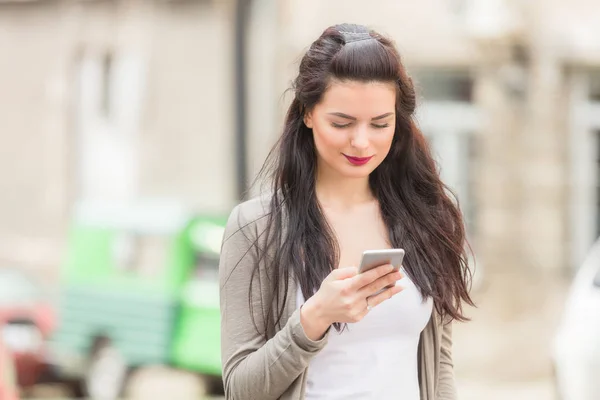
[{"xmin": 296, "ymin": 273, "xmax": 433, "ymax": 400}]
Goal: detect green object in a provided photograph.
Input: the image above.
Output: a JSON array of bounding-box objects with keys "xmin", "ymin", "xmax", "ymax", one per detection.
[
  {"xmin": 170, "ymin": 217, "xmax": 226, "ymax": 375},
  {"xmin": 50, "ymin": 201, "xmax": 228, "ymax": 378}
]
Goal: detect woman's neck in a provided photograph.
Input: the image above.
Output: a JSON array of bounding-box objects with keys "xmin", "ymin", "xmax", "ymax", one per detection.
[{"xmin": 315, "ymin": 170, "xmax": 374, "ymax": 210}]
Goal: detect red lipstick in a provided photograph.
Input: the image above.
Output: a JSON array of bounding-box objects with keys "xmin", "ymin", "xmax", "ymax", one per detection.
[{"xmin": 343, "ymin": 154, "xmax": 373, "ymax": 166}]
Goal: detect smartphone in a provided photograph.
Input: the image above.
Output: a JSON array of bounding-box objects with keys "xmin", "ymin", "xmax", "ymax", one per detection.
[
  {"xmin": 358, "ymin": 249, "xmax": 405, "ymax": 274},
  {"xmin": 358, "ymin": 249, "xmax": 405, "ymax": 291}
]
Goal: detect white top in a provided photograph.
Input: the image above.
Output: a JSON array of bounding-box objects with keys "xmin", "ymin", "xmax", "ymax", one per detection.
[{"xmin": 297, "ymin": 273, "xmax": 433, "ymax": 400}]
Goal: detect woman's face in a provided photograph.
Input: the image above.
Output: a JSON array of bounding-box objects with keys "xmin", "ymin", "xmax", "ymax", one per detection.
[{"xmin": 304, "ymin": 80, "xmax": 396, "ymax": 180}]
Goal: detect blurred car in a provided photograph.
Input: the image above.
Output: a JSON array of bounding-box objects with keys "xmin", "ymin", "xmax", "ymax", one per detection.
[
  {"xmin": 553, "ymin": 237, "xmax": 600, "ymax": 400},
  {"xmin": 0, "ymin": 268, "xmax": 56, "ymax": 390},
  {"xmin": 0, "ymin": 338, "xmax": 20, "ymax": 400}
]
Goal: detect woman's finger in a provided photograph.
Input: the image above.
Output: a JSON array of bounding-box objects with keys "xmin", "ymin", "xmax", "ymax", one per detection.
[
  {"xmin": 358, "ymin": 270, "xmax": 403, "ymax": 298},
  {"xmin": 329, "ymin": 266, "xmax": 358, "ymax": 281},
  {"xmin": 349, "ymin": 264, "xmax": 395, "ymax": 290},
  {"xmin": 366, "ymin": 284, "xmax": 404, "ymax": 308}
]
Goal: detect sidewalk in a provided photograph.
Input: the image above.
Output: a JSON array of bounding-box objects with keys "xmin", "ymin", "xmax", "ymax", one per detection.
[
  {"xmin": 452, "ymin": 268, "xmax": 568, "ymax": 400},
  {"xmin": 458, "ymin": 380, "xmax": 555, "ymax": 400}
]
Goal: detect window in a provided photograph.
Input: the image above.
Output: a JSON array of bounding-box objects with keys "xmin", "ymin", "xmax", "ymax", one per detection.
[
  {"xmin": 596, "ymin": 131, "xmax": 600, "ymax": 237},
  {"xmin": 569, "ymin": 71, "xmax": 600, "ymax": 268},
  {"xmin": 101, "ymin": 52, "xmax": 113, "ymax": 120},
  {"xmin": 193, "ymin": 252, "xmax": 220, "ymax": 281},
  {"xmin": 136, "ymin": 236, "xmax": 169, "ymax": 277},
  {"xmin": 425, "ymin": 131, "xmax": 478, "ymax": 235},
  {"xmin": 412, "ymin": 69, "xmax": 474, "ymax": 102},
  {"xmin": 183, "ymin": 253, "xmax": 220, "ymax": 308},
  {"xmin": 447, "ymin": 0, "xmax": 468, "ymax": 16},
  {"xmin": 112, "ymin": 234, "xmax": 168, "ymax": 277},
  {"xmin": 415, "ymin": 69, "xmax": 480, "ymax": 235},
  {"xmin": 462, "ymin": 133, "xmax": 479, "ymax": 233},
  {"xmin": 589, "ymin": 73, "xmax": 600, "ymax": 102},
  {"xmin": 75, "ymin": 49, "xmax": 144, "ymax": 203}
]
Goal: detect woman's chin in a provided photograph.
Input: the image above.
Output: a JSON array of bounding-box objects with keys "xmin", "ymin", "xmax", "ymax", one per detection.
[{"xmin": 337, "ymin": 165, "xmax": 375, "ymax": 179}]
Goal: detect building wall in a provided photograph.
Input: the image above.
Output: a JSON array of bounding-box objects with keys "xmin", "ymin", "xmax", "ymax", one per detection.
[
  {"xmin": 138, "ymin": 0, "xmax": 236, "ymax": 213},
  {"xmin": 0, "ymin": 0, "xmax": 238, "ymax": 280},
  {"xmin": 0, "ymin": 2, "xmax": 73, "ymax": 276},
  {"xmin": 1, "ymin": 0, "xmax": 599, "ymax": 281},
  {"xmin": 276, "ymin": 0, "xmax": 600, "ymax": 274},
  {"xmin": 276, "ymin": 0, "xmax": 515, "ymax": 275}
]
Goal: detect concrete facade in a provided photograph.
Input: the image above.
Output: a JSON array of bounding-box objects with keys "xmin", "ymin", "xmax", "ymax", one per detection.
[
  {"xmin": 0, "ymin": 0, "xmax": 238, "ymax": 280},
  {"xmin": 1, "ymin": 0, "xmax": 599, "ymax": 282}
]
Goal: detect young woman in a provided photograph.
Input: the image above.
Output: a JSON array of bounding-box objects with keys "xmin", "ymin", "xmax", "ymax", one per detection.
[{"xmin": 219, "ymin": 23, "xmax": 474, "ymax": 400}]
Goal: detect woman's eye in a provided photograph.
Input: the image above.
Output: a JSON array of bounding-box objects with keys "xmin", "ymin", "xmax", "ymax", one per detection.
[
  {"xmin": 372, "ymin": 123, "xmax": 389, "ymax": 129},
  {"xmin": 331, "ymin": 122, "xmax": 389, "ymax": 129},
  {"xmin": 332, "ymin": 122, "xmax": 351, "ymax": 128}
]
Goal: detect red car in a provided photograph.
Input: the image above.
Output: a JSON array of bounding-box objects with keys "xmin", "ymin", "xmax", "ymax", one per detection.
[
  {"xmin": 0, "ymin": 339, "xmax": 20, "ymax": 400},
  {"xmin": 0, "ymin": 268, "xmax": 55, "ymax": 390}
]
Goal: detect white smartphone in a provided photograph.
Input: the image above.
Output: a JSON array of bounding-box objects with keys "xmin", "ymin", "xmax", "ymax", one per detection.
[{"xmin": 358, "ymin": 249, "xmax": 405, "ymax": 274}]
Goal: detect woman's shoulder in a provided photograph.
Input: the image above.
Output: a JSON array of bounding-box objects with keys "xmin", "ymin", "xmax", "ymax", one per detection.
[{"xmin": 225, "ymin": 192, "xmax": 273, "ymax": 235}]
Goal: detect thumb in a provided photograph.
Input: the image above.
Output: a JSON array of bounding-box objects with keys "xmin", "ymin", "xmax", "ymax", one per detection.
[{"xmin": 330, "ymin": 266, "xmax": 358, "ymax": 280}]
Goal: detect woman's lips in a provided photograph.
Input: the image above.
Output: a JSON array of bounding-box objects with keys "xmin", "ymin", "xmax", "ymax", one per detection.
[{"xmin": 343, "ymin": 154, "xmax": 373, "ymax": 166}]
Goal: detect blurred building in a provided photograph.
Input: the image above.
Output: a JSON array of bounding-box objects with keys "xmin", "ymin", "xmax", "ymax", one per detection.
[
  {"xmin": 0, "ymin": 0, "xmax": 599, "ymax": 281},
  {"xmin": 0, "ymin": 0, "xmax": 239, "ymax": 280}
]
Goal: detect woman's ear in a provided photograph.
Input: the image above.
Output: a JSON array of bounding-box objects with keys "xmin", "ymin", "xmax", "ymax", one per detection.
[{"xmin": 303, "ymin": 111, "xmax": 313, "ymax": 129}]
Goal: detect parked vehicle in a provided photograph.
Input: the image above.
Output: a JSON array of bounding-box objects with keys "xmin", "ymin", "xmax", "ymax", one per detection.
[
  {"xmin": 0, "ymin": 339, "xmax": 20, "ymax": 400},
  {"xmin": 553, "ymin": 237, "xmax": 600, "ymax": 400},
  {"xmin": 48, "ymin": 202, "xmax": 227, "ymax": 399},
  {"xmin": 0, "ymin": 267, "xmax": 55, "ymax": 390}
]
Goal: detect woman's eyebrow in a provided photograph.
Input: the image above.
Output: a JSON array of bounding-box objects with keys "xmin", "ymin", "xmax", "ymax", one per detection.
[
  {"xmin": 326, "ymin": 112, "xmax": 394, "ymax": 121},
  {"xmin": 371, "ymin": 112, "xmax": 394, "ymax": 121},
  {"xmin": 327, "ymin": 112, "xmax": 356, "ymax": 120}
]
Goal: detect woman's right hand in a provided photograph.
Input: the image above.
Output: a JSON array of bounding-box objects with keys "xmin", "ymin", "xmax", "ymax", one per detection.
[{"xmin": 300, "ymin": 264, "xmax": 404, "ymax": 341}]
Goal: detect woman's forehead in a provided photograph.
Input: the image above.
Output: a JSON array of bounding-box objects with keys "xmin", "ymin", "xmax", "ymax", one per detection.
[{"xmin": 318, "ymin": 80, "xmax": 396, "ymax": 116}]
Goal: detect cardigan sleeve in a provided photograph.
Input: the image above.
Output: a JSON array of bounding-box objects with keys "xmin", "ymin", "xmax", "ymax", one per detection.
[
  {"xmin": 219, "ymin": 203, "xmax": 329, "ymax": 400},
  {"xmin": 436, "ymin": 318, "xmax": 457, "ymax": 399}
]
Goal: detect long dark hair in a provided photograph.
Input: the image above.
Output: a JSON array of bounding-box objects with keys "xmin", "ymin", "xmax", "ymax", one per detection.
[{"xmin": 250, "ymin": 23, "xmax": 474, "ymax": 337}]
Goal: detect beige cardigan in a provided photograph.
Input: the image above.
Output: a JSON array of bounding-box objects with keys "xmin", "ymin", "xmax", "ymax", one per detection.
[{"xmin": 219, "ymin": 196, "xmax": 458, "ymax": 400}]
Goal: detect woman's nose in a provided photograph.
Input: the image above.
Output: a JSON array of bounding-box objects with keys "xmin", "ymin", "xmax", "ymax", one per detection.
[{"xmin": 350, "ymin": 126, "xmax": 369, "ymax": 149}]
